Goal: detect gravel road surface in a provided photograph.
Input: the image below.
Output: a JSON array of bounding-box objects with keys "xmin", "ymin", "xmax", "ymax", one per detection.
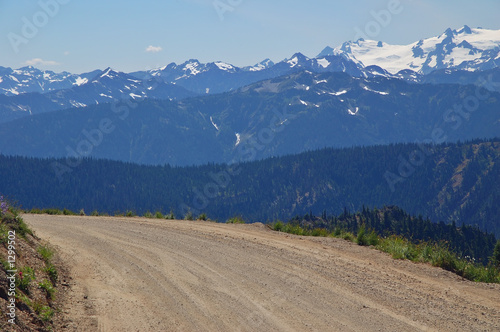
[{"xmin": 24, "ymin": 214, "xmax": 500, "ymax": 332}]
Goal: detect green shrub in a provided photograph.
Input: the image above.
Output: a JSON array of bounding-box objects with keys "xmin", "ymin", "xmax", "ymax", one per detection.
[
  {"xmin": 311, "ymin": 228, "xmax": 329, "ymax": 237},
  {"xmin": 17, "ymin": 266, "xmax": 35, "ymax": 294},
  {"xmin": 184, "ymin": 211, "xmax": 194, "ymax": 221},
  {"xmin": 283, "ymin": 224, "xmax": 304, "ymax": 235},
  {"xmin": 197, "ymin": 213, "xmax": 207, "ymax": 221},
  {"xmin": 378, "ymin": 236, "xmax": 417, "ymax": 260},
  {"xmin": 143, "ymin": 211, "xmax": 153, "ymax": 218},
  {"xmin": 356, "ymin": 225, "xmax": 368, "ymax": 246},
  {"xmin": 341, "ymin": 232, "xmax": 355, "ymax": 242},
  {"xmin": 42, "ymin": 208, "xmax": 63, "ymax": 215},
  {"xmin": 37, "ymin": 245, "xmax": 54, "ymax": 263},
  {"xmin": 29, "ymin": 208, "xmax": 43, "ymax": 214},
  {"xmin": 155, "ymin": 211, "xmax": 164, "ymax": 219},
  {"xmin": 226, "ymin": 216, "xmax": 245, "ymax": 224},
  {"xmin": 79, "ymin": 209, "xmax": 85, "ymax": 216},
  {"xmin": 91, "ymin": 210, "xmax": 99, "ymax": 216},
  {"xmin": 38, "ymin": 279, "xmax": 55, "ymax": 300},
  {"xmin": 16, "ymin": 216, "xmax": 33, "ymax": 239},
  {"xmin": 491, "ymin": 241, "xmax": 500, "ymax": 269},
  {"xmin": 33, "ymin": 302, "xmax": 54, "ymax": 322},
  {"xmin": 273, "ymin": 221, "xmax": 284, "ymax": 232},
  {"xmin": 44, "ymin": 264, "xmax": 58, "ymax": 284},
  {"xmin": 367, "ymin": 231, "xmax": 379, "ymax": 246},
  {"xmin": 62, "ymin": 208, "xmax": 76, "ymax": 215},
  {"xmin": 0, "ymin": 223, "xmax": 9, "ymax": 244},
  {"xmin": 165, "ymin": 211, "xmax": 175, "ymax": 220},
  {"xmin": 126, "ymin": 210, "xmax": 136, "ymax": 217}
]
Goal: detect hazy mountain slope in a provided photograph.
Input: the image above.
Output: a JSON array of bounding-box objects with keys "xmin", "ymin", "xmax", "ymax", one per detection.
[{"xmin": 0, "ymin": 71, "xmax": 498, "ymax": 165}]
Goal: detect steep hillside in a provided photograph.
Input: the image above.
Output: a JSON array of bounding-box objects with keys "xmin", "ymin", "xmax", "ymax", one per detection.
[{"xmin": 0, "ymin": 199, "xmax": 65, "ymax": 331}]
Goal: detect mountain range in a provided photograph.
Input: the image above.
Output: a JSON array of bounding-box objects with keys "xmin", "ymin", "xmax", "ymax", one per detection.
[
  {"xmin": 0, "ymin": 26, "xmax": 499, "ymax": 165},
  {"xmin": 1, "ymin": 70, "xmax": 498, "ymax": 166}
]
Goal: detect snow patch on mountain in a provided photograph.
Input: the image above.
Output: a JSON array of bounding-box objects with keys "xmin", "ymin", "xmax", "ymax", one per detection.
[
  {"xmin": 215, "ymin": 62, "xmax": 234, "ymax": 71},
  {"xmin": 317, "ymin": 58, "xmax": 330, "ymax": 68},
  {"xmin": 74, "ymin": 77, "xmax": 88, "ymax": 86},
  {"xmin": 363, "ymin": 86, "xmax": 389, "ymax": 95}
]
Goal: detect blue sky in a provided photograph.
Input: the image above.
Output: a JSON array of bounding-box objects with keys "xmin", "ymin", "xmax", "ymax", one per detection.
[{"xmin": 1, "ymin": 0, "xmax": 499, "ymax": 73}]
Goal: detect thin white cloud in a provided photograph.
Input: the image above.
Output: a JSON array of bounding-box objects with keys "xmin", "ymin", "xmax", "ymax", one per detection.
[
  {"xmin": 145, "ymin": 45, "xmax": 163, "ymax": 53},
  {"xmin": 63, "ymin": 51, "xmax": 70, "ymax": 56},
  {"xmin": 23, "ymin": 58, "xmax": 60, "ymax": 66}
]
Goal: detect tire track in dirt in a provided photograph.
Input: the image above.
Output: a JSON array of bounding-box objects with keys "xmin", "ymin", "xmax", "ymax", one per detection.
[{"xmin": 24, "ymin": 214, "xmax": 500, "ymax": 332}]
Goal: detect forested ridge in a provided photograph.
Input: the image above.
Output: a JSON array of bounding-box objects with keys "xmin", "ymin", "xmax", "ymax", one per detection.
[
  {"xmin": 0, "ymin": 139, "xmax": 498, "ymax": 237},
  {"xmin": 288, "ymin": 205, "xmax": 497, "ymax": 265}
]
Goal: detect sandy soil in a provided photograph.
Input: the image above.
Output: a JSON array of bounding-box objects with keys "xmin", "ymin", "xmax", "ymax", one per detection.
[{"xmin": 24, "ymin": 214, "xmax": 500, "ymax": 332}]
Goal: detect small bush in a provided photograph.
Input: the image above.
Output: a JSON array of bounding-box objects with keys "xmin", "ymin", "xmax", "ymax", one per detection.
[
  {"xmin": 91, "ymin": 210, "xmax": 99, "ymax": 216},
  {"xmin": 17, "ymin": 266, "xmax": 35, "ymax": 294},
  {"xmin": 197, "ymin": 213, "xmax": 207, "ymax": 221},
  {"xmin": 42, "ymin": 208, "xmax": 63, "ymax": 215},
  {"xmin": 0, "ymin": 223, "xmax": 9, "ymax": 244},
  {"xmin": 126, "ymin": 210, "xmax": 136, "ymax": 217},
  {"xmin": 367, "ymin": 231, "xmax": 379, "ymax": 246},
  {"xmin": 62, "ymin": 208, "xmax": 76, "ymax": 215},
  {"xmin": 341, "ymin": 232, "xmax": 355, "ymax": 242},
  {"xmin": 356, "ymin": 225, "xmax": 368, "ymax": 246},
  {"xmin": 165, "ymin": 211, "xmax": 175, "ymax": 220},
  {"xmin": 491, "ymin": 241, "xmax": 500, "ymax": 269},
  {"xmin": 311, "ymin": 228, "xmax": 329, "ymax": 237},
  {"xmin": 33, "ymin": 302, "xmax": 54, "ymax": 322},
  {"xmin": 273, "ymin": 221, "xmax": 284, "ymax": 232},
  {"xmin": 44, "ymin": 264, "xmax": 58, "ymax": 284},
  {"xmin": 39, "ymin": 279, "xmax": 56, "ymax": 300},
  {"xmin": 143, "ymin": 211, "xmax": 153, "ymax": 218},
  {"xmin": 29, "ymin": 208, "xmax": 43, "ymax": 214},
  {"xmin": 184, "ymin": 211, "xmax": 194, "ymax": 221},
  {"xmin": 283, "ymin": 224, "xmax": 304, "ymax": 235},
  {"xmin": 155, "ymin": 211, "xmax": 164, "ymax": 219},
  {"xmin": 37, "ymin": 245, "xmax": 54, "ymax": 263},
  {"xmin": 16, "ymin": 216, "xmax": 34, "ymax": 239},
  {"xmin": 226, "ymin": 216, "xmax": 245, "ymax": 224}
]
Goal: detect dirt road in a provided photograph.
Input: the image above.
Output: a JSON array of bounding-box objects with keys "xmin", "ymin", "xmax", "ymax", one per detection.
[{"xmin": 24, "ymin": 214, "xmax": 499, "ymax": 332}]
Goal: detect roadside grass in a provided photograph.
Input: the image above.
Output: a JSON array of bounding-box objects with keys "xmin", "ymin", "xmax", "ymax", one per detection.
[
  {"xmin": 38, "ymin": 245, "xmax": 58, "ymax": 283},
  {"xmin": 33, "ymin": 301, "xmax": 55, "ymax": 322},
  {"xmin": 226, "ymin": 216, "xmax": 246, "ymax": 224},
  {"xmin": 2, "ymin": 197, "xmax": 58, "ymax": 329},
  {"xmin": 39, "ymin": 279, "xmax": 56, "ymax": 301},
  {"xmin": 272, "ymin": 222, "xmax": 500, "ymax": 284}
]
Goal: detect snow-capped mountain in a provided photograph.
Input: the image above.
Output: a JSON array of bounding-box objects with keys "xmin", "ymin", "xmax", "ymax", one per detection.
[
  {"xmin": 2, "ymin": 25, "xmax": 500, "ymax": 126},
  {"xmin": 46, "ymin": 67, "xmax": 195, "ymax": 109},
  {"xmin": 0, "ymin": 67, "xmax": 195, "ymax": 124},
  {"xmin": 243, "ymin": 58, "xmax": 275, "ymax": 71},
  {"xmin": 321, "ymin": 26, "xmax": 500, "ymax": 74},
  {"xmin": 3, "ymin": 25, "xmax": 499, "ymax": 100},
  {"xmin": 0, "ymin": 66, "xmax": 100, "ymax": 96},
  {"xmin": 130, "ymin": 53, "xmax": 363, "ymax": 94}
]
